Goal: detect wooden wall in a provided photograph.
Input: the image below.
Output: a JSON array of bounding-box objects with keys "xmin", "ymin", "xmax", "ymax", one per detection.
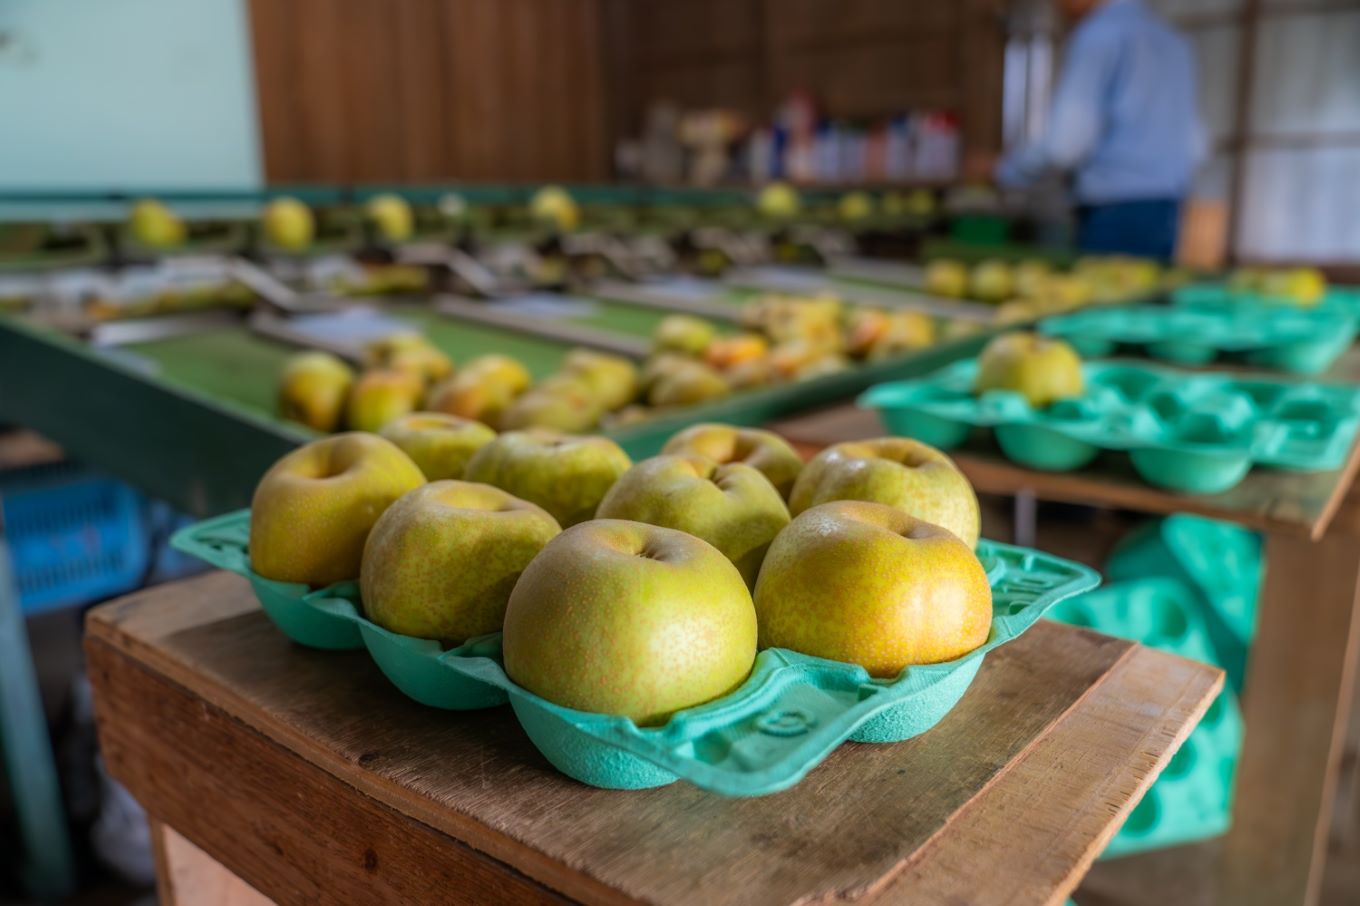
[
  {"xmin": 247, "ymin": 0, "xmax": 608, "ymax": 183},
  {"xmin": 607, "ymin": 0, "xmax": 1006, "ymax": 162}
]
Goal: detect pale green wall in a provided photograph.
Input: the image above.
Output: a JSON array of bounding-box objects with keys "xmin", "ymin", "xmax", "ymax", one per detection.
[{"xmin": 0, "ymin": 0, "xmax": 262, "ymax": 191}]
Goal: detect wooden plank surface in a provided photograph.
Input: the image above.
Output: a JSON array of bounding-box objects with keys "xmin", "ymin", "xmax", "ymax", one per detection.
[
  {"xmin": 85, "ymin": 571, "xmax": 1218, "ymax": 906},
  {"xmin": 1217, "ymin": 530, "xmax": 1360, "ymax": 906},
  {"xmin": 890, "ymin": 645, "xmax": 1222, "ymax": 906},
  {"xmin": 771, "ymin": 403, "xmax": 1360, "ymax": 540}
]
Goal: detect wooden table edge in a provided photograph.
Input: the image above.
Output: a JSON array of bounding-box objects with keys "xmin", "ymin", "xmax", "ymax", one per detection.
[
  {"xmin": 85, "ymin": 594, "xmax": 1185, "ymax": 906},
  {"xmin": 888, "ymin": 645, "xmax": 1225, "ymax": 906}
]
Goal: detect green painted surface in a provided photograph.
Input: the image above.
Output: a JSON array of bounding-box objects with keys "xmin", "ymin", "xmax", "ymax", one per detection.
[
  {"xmin": 567, "ymin": 299, "xmax": 740, "ymax": 338},
  {"xmin": 125, "ymin": 328, "xmax": 297, "ymax": 419},
  {"xmin": 384, "ymin": 307, "xmax": 573, "ymax": 377}
]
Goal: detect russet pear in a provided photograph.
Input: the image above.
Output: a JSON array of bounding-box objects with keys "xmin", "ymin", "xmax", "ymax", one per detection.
[
  {"xmin": 464, "ymin": 429, "xmax": 631, "ymax": 526},
  {"xmin": 277, "ymin": 351, "xmax": 355, "ymax": 432},
  {"xmin": 754, "ymin": 501, "xmax": 992, "ymax": 675},
  {"xmin": 378, "ymin": 412, "xmax": 496, "ymax": 480},
  {"xmin": 653, "ymin": 315, "xmax": 717, "ymax": 356},
  {"xmin": 561, "ymin": 348, "xmax": 639, "ymax": 411},
  {"xmin": 364, "ymin": 193, "xmax": 415, "ymax": 244},
  {"xmin": 249, "ymin": 433, "xmax": 426, "ymax": 586},
  {"xmin": 790, "ymin": 437, "xmax": 980, "ymax": 548},
  {"xmin": 262, "ymin": 197, "xmax": 315, "ymax": 251},
  {"xmin": 360, "ymin": 481, "xmax": 560, "ymax": 644},
  {"xmin": 597, "ymin": 455, "xmax": 790, "ymax": 586},
  {"xmin": 662, "ymin": 423, "xmax": 804, "ymax": 499},
  {"xmin": 346, "ymin": 369, "xmax": 424, "ymax": 433},
  {"xmin": 426, "ymin": 354, "xmax": 532, "ymax": 425},
  {"xmin": 974, "ymin": 332, "xmax": 1084, "ymax": 408},
  {"xmin": 503, "ymin": 519, "xmax": 757, "ymax": 725}
]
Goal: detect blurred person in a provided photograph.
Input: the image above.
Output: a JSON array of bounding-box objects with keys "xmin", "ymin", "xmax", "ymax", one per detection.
[{"xmin": 994, "ymin": 0, "xmax": 1205, "ymax": 260}]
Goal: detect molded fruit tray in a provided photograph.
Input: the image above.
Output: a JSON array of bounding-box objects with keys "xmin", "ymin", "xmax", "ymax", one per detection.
[
  {"xmin": 1173, "ymin": 283, "xmax": 1360, "ymax": 319},
  {"xmin": 1047, "ymin": 578, "xmax": 1241, "ymax": 857},
  {"xmin": 1107, "ymin": 515, "xmax": 1262, "ymax": 693},
  {"xmin": 1039, "ymin": 304, "xmax": 1355, "ymax": 374},
  {"xmin": 859, "ymin": 360, "xmax": 1360, "ymax": 494},
  {"xmin": 171, "ymin": 509, "xmax": 1099, "ymax": 797}
]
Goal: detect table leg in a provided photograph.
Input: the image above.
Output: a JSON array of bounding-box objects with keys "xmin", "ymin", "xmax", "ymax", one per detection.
[
  {"xmin": 150, "ymin": 818, "xmax": 273, "ymax": 906},
  {"xmin": 1218, "ymin": 531, "xmax": 1360, "ymax": 905},
  {"xmin": 0, "ymin": 536, "xmax": 76, "ymax": 899}
]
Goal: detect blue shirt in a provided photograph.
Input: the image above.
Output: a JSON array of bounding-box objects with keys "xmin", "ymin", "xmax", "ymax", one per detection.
[{"xmin": 997, "ymin": 0, "xmax": 1205, "ymax": 204}]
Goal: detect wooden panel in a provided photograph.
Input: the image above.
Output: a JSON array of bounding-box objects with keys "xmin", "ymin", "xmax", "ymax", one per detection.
[
  {"xmin": 247, "ymin": 0, "xmax": 607, "ymax": 183},
  {"xmin": 629, "ymin": 0, "xmax": 762, "ymax": 64},
  {"xmin": 636, "ymin": 62, "xmax": 766, "ymax": 119},
  {"xmin": 339, "ymin": 1, "xmax": 406, "ymax": 181},
  {"xmin": 85, "ymin": 570, "xmax": 1197, "ymax": 906},
  {"xmin": 766, "ymin": 0, "xmax": 957, "ymax": 49},
  {"xmin": 769, "ymin": 39, "xmax": 961, "ymax": 119},
  {"xmin": 245, "ymin": 1, "xmax": 303, "ymax": 181},
  {"xmin": 393, "ymin": 0, "xmax": 451, "ymax": 182}
]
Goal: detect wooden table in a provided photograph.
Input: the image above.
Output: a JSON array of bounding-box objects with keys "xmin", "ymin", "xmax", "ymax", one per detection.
[
  {"xmin": 86, "ymin": 572, "xmax": 1220, "ymax": 906},
  {"xmin": 772, "ymin": 400, "xmax": 1360, "ymax": 906}
]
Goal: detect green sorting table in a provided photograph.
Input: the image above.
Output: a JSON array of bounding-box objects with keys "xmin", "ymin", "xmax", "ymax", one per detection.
[{"xmin": 0, "ymin": 299, "xmax": 990, "ymax": 518}]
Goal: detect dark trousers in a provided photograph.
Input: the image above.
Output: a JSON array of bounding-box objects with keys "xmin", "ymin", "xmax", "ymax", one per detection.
[{"xmin": 1075, "ymin": 198, "xmax": 1182, "ymax": 261}]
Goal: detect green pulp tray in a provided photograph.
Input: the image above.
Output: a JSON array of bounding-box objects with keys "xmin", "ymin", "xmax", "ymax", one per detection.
[
  {"xmin": 1173, "ymin": 283, "xmax": 1360, "ymax": 317},
  {"xmin": 1107, "ymin": 515, "xmax": 1261, "ymax": 693},
  {"xmin": 172, "ymin": 508, "xmax": 1098, "ymax": 797},
  {"xmin": 1041, "ymin": 304, "xmax": 1356, "ymax": 375},
  {"xmin": 1048, "ymin": 578, "xmax": 1242, "ymax": 857},
  {"xmin": 859, "ymin": 360, "xmax": 1360, "ymax": 494}
]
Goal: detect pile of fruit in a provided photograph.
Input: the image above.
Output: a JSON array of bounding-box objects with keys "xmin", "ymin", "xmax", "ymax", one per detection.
[
  {"xmin": 1226, "ymin": 266, "xmax": 1328, "ymax": 306},
  {"xmin": 248, "ymin": 420, "xmax": 989, "ymax": 725},
  {"xmin": 277, "ymin": 291, "xmax": 958, "ymax": 436},
  {"xmin": 923, "ymin": 255, "xmax": 1177, "ymax": 321}
]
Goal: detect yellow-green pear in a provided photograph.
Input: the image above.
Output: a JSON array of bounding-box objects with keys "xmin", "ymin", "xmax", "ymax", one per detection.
[
  {"xmin": 378, "ymin": 412, "xmax": 497, "ymax": 480},
  {"xmin": 969, "ymin": 259, "xmax": 1015, "ymax": 303},
  {"xmin": 562, "ymin": 348, "xmax": 639, "ymax": 411},
  {"xmin": 364, "ymin": 193, "xmax": 414, "ymax": 244},
  {"xmin": 346, "ymin": 369, "xmax": 423, "ymax": 433},
  {"xmin": 662, "ymin": 423, "xmax": 804, "ymax": 499},
  {"xmin": 756, "ymin": 182, "xmax": 801, "ymax": 219},
  {"xmin": 925, "ymin": 259, "xmax": 968, "ymax": 298},
  {"xmin": 502, "ymin": 519, "xmax": 757, "ymax": 725},
  {"xmin": 597, "ymin": 455, "xmax": 790, "ymax": 586},
  {"xmin": 249, "ymin": 433, "xmax": 426, "ymax": 585},
  {"xmin": 128, "ymin": 199, "xmax": 185, "ymax": 249},
  {"xmin": 529, "ymin": 185, "xmax": 579, "ymax": 232},
  {"xmin": 838, "ymin": 191, "xmax": 874, "ymax": 223},
  {"xmin": 461, "ymin": 354, "xmax": 533, "ymax": 395},
  {"xmin": 974, "ymin": 332, "xmax": 1084, "ymax": 407},
  {"xmin": 360, "ymin": 481, "xmax": 560, "ymax": 644},
  {"xmin": 790, "ymin": 437, "xmax": 980, "ymax": 548},
  {"xmin": 464, "ymin": 429, "xmax": 631, "ymax": 526},
  {"xmin": 425, "ymin": 353, "xmax": 532, "ymax": 424},
  {"xmin": 653, "ymin": 315, "xmax": 718, "ymax": 356},
  {"xmin": 647, "ymin": 359, "xmax": 730, "ymax": 408},
  {"xmin": 754, "ymin": 501, "xmax": 992, "ymax": 675},
  {"xmin": 262, "ymin": 197, "xmax": 315, "ymax": 251},
  {"xmin": 364, "ymin": 332, "xmax": 453, "ymax": 385},
  {"xmin": 277, "ymin": 351, "xmax": 355, "ymax": 432},
  {"xmin": 497, "ymin": 376, "xmax": 606, "ymax": 433}
]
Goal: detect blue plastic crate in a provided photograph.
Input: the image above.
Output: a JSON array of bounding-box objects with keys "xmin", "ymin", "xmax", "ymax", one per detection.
[{"xmin": 0, "ymin": 463, "xmax": 150, "ymax": 615}]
